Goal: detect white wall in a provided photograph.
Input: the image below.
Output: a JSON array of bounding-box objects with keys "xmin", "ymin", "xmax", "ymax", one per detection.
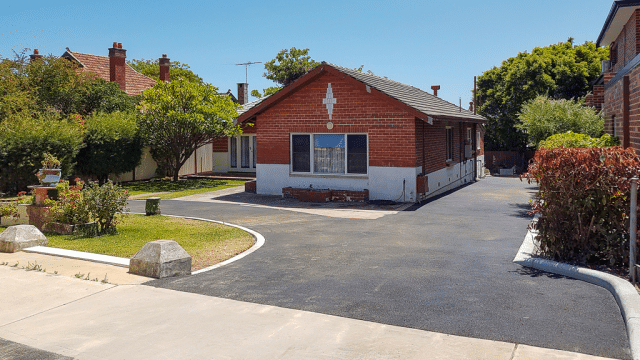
[
  {"xmin": 256, "ymin": 164, "xmax": 421, "ymax": 202},
  {"xmin": 423, "ymin": 158, "xmax": 476, "ymax": 199}
]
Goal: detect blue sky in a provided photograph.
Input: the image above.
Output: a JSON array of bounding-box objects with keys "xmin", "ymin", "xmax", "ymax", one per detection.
[{"xmin": 1, "ymin": 1, "xmax": 613, "ymax": 106}]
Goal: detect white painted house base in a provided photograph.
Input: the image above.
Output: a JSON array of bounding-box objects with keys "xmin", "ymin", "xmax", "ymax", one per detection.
[{"xmin": 256, "ymin": 160, "xmax": 482, "ymax": 203}]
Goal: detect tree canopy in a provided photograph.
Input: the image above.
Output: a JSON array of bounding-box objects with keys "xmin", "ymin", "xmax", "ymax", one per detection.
[
  {"xmin": 138, "ymin": 78, "xmax": 241, "ymax": 181},
  {"xmin": 477, "ymin": 40, "xmax": 609, "ymax": 151},
  {"xmin": 251, "ymin": 47, "xmax": 321, "ymax": 98},
  {"xmin": 128, "ymin": 58, "xmax": 203, "ymax": 83}
]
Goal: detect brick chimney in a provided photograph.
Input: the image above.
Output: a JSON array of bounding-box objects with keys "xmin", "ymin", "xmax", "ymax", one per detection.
[
  {"xmin": 159, "ymin": 54, "xmax": 170, "ymax": 82},
  {"xmin": 109, "ymin": 42, "xmax": 126, "ymax": 91},
  {"xmin": 431, "ymin": 85, "xmax": 440, "ymax": 97},
  {"xmin": 30, "ymin": 49, "xmax": 43, "ymax": 61},
  {"xmin": 237, "ymin": 83, "xmax": 248, "ymax": 105}
]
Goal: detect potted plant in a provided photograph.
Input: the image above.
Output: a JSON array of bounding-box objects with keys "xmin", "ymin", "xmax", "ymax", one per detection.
[{"xmin": 36, "ymin": 153, "xmax": 62, "ymax": 186}]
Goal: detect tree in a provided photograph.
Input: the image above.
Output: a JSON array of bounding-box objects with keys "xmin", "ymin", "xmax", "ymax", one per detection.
[
  {"xmin": 263, "ymin": 47, "xmax": 320, "ymax": 87},
  {"xmin": 79, "ymin": 79, "xmax": 139, "ymax": 115},
  {"xmin": 138, "ymin": 78, "xmax": 241, "ymax": 181},
  {"xmin": 476, "ymin": 39, "xmax": 609, "ymax": 150},
  {"xmin": 250, "ymin": 86, "xmax": 280, "ymax": 98},
  {"xmin": 517, "ymin": 95, "xmax": 604, "ymax": 148},
  {"xmin": 74, "ymin": 111, "xmax": 143, "ymax": 184},
  {"xmin": 128, "ymin": 58, "xmax": 203, "ymax": 83}
]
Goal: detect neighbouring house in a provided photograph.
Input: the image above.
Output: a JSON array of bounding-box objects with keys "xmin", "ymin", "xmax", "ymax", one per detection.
[
  {"xmin": 42, "ymin": 42, "xmax": 217, "ymax": 181},
  {"xmin": 588, "ymin": 0, "xmax": 640, "ymax": 150},
  {"xmin": 217, "ymin": 62, "xmax": 486, "ymax": 202}
]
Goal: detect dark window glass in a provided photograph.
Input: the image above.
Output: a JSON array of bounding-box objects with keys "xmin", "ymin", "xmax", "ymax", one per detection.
[
  {"xmin": 292, "ymin": 135, "xmax": 310, "ymax": 172},
  {"xmin": 230, "ymin": 137, "xmax": 237, "ymax": 168},
  {"xmin": 446, "ymin": 128, "xmax": 453, "ymax": 161},
  {"xmin": 241, "ymin": 136, "xmax": 250, "ymax": 168},
  {"xmin": 347, "ymin": 134, "xmax": 367, "ymax": 174}
]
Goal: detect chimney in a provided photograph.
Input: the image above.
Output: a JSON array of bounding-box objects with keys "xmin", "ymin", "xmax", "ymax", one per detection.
[
  {"xmin": 30, "ymin": 49, "xmax": 43, "ymax": 61},
  {"xmin": 431, "ymin": 85, "xmax": 440, "ymax": 97},
  {"xmin": 159, "ymin": 54, "xmax": 170, "ymax": 82},
  {"xmin": 109, "ymin": 42, "xmax": 126, "ymax": 91},
  {"xmin": 237, "ymin": 83, "xmax": 248, "ymax": 105},
  {"xmin": 469, "ymin": 102, "xmax": 474, "ymax": 112}
]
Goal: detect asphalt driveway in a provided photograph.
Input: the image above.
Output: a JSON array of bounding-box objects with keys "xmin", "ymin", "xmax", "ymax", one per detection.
[{"xmin": 130, "ymin": 177, "xmax": 631, "ymax": 359}]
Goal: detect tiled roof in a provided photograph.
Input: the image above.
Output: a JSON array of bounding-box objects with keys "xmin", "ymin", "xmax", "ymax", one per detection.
[
  {"xmin": 325, "ymin": 62, "xmax": 486, "ymax": 122},
  {"xmin": 238, "ymin": 94, "xmax": 272, "ymax": 117},
  {"xmin": 63, "ymin": 51, "xmax": 156, "ymax": 95}
]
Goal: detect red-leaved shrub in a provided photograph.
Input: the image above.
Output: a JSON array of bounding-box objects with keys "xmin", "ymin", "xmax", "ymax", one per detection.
[{"xmin": 522, "ymin": 146, "xmax": 640, "ymax": 266}]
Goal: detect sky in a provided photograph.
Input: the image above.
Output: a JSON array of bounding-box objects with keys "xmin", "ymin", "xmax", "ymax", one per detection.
[{"xmin": 0, "ymin": 1, "xmax": 614, "ymax": 107}]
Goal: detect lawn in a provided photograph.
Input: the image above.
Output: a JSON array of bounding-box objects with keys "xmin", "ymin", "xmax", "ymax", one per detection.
[
  {"xmin": 36, "ymin": 214, "xmax": 255, "ymax": 271},
  {"xmin": 122, "ymin": 178, "xmax": 246, "ymax": 199}
]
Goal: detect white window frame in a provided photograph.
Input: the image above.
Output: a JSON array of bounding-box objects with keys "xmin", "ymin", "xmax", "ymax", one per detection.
[
  {"xmin": 290, "ymin": 133, "xmax": 369, "ymax": 176},
  {"xmin": 476, "ymin": 130, "xmax": 481, "ymax": 150}
]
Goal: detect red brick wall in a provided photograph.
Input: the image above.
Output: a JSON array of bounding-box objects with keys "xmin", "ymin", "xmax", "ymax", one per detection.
[
  {"xmin": 611, "ymin": 10, "xmax": 640, "ymax": 72},
  {"xmin": 604, "ymin": 69, "xmax": 640, "ymax": 150},
  {"xmin": 255, "ymin": 72, "xmax": 416, "ymax": 167}
]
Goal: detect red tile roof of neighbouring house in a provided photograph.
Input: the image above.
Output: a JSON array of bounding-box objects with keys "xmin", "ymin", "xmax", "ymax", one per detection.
[{"xmin": 62, "ymin": 50, "xmax": 156, "ymax": 95}]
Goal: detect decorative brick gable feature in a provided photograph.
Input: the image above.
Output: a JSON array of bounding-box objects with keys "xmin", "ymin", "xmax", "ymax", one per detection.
[{"xmin": 109, "ymin": 42, "xmax": 126, "ymax": 91}]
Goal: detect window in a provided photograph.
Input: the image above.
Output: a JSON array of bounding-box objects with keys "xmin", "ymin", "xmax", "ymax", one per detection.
[
  {"xmin": 476, "ymin": 130, "xmax": 481, "ymax": 150},
  {"xmin": 292, "ymin": 135, "xmax": 310, "ymax": 172},
  {"xmin": 445, "ymin": 127, "xmax": 453, "ymax": 161},
  {"xmin": 230, "ymin": 137, "xmax": 237, "ymax": 168},
  {"xmin": 612, "ymin": 115, "xmax": 617, "ymax": 137},
  {"xmin": 291, "ymin": 134, "xmax": 367, "ymax": 175},
  {"xmin": 467, "ymin": 128, "xmax": 472, "ymax": 144}
]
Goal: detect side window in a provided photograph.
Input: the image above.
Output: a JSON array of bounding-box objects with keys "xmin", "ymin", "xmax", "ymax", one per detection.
[
  {"xmin": 445, "ymin": 127, "xmax": 453, "ymax": 161},
  {"xmin": 347, "ymin": 134, "xmax": 367, "ymax": 174}
]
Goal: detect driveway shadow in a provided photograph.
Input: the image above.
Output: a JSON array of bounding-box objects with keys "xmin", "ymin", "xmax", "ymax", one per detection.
[{"xmin": 510, "ymin": 266, "xmax": 569, "ymax": 280}]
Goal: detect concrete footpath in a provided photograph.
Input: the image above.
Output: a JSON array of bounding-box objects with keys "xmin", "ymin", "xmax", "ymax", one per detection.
[{"xmin": 0, "ymin": 265, "xmax": 616, "ymax": 360}]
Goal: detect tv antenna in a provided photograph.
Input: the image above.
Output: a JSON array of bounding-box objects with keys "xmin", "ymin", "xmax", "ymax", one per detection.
[{"xmin": 236, "ymin": 61, "xmax": 262, "ymax": 83}]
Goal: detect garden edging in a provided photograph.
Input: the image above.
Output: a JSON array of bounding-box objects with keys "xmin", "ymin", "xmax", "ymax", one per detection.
[{"xmin": 514, "ymin": 226, "xmax": 640, "ymax": 360}]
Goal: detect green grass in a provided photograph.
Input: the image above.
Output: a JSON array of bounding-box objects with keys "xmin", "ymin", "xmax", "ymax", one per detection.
[
  {"xmin": 122, "ymin": 179, "xmax": 246, "ymax": 199},
  {"xmin": 40, "ymin": 214, "xmax": 255, "ymax": 270}
]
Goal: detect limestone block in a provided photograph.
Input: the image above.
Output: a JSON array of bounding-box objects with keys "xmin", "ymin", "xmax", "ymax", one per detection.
[
  {"xmin": 0, "ymin": 225, "xmax": 47, "ymax": 253},
  {"xmin": 129, "ymin": 240, "xmax": 191, "ymax": 278}
]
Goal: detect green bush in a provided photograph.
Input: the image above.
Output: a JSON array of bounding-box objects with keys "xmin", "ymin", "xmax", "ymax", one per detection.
[
  {"xmin": 0, "ymin": 114, "xmax": 84, "ymax": 193},
  {"xmin": 84, "ymin": 181, "xmax": 128, "ymax": 234},
  {"xmin": 74, "ymin": 111, "xmax": 142, "ymax": 184},
  {"xmin": 517, "ymin": 95, "xmax": 604, "ymax": 148},
  {"xmin": 523, "ymin": 146, "xmax": 640, "ymax": 267},
  {"xmin": 539, "ymin": 132, "xmax": 618, "ymax": 149},
  {"xmin": 44, "ymin": 180, "xmax": 90, "ymax": 225}
]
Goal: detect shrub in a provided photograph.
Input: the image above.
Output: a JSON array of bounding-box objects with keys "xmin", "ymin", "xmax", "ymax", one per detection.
[
  {"xmin": 517, "ymin": 95, "xmax": 604, "ymax": 148},
  {"xmin": 44, "ymin": 180, "xmax": 90, "ymax": 225},
  {"xmin": 74, "ymin": 111, "xmax": 142, "ymax": 184},
  {"xmin": 523, "ymin": 146, "xmax": 640, "ymax": 267},
  {"xmin": 0, "ymin": 114, "xmax": 84, "ymax": 193},
  {"xmin": 84, "ymin": 181, "xmax": 128, "ymax": 234},
  {"xmin": 539, "ymin": 132, "xmax": 618, "ymax": 149}
]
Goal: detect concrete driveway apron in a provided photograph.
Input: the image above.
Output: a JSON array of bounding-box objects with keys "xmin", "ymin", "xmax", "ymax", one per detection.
[{"xmin": 130, "ymin": 177, "xmax": 631, "ymax": 359}]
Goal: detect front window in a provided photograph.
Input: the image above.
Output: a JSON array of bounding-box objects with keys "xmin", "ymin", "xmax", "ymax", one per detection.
[{"xmin": 291, "ymin": 133, "xmax": 367, "ymax": 175}]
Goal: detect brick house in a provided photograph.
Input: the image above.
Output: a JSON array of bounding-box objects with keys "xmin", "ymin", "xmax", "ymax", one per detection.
[
  {"xmin": 223, "ymin": 62, "xmax": 486, "ymax": 202},
  {"xmin": 588, "ymin": 1, "xmax": 640, "ymax": 150}
]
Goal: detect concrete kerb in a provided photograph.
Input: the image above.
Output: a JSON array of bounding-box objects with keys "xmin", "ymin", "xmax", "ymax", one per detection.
[
  {"xmin": 514, "ymin": 226, "xmax": 640, "ymax": 360},
  {"xmin": 129, "ymin": 213, "xmax": 265, "ymax": 275}
]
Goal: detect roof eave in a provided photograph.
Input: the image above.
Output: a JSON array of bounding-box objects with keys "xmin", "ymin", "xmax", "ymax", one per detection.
[{"xmin": 597, "ymin": 1, "xmax": 640, "ymax": 47}]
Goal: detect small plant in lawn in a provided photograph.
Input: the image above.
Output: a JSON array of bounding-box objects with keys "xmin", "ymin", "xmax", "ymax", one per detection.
[
  {"xmin": 84, "ymin": 181, "xmax": 128, "ymax": 234},
  {"xmin": 75, "ymin": 272, "xmax": 85, "ymax": 278},
  {"xmin": 10, "ymin": 262, "xmax": 18, "ymax": 267}
]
